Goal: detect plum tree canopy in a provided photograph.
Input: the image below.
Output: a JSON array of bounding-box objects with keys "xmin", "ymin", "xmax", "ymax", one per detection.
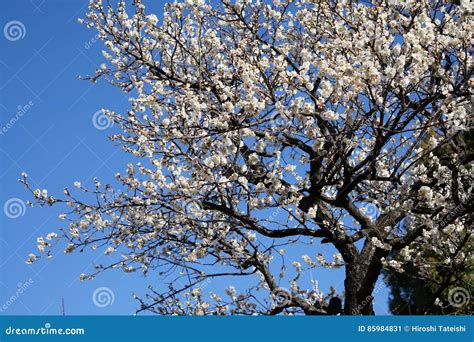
[{"xmin": 23, "ymin": 0, "xmax": 473, "ymax": 315}]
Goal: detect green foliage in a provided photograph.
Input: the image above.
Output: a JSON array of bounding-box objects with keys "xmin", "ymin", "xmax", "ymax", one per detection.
[
  {"xmin": 384, "ymin": 243, "xmax": 473, "ymax": 315},
  {"xmin": 385, "ymin": 128, "xmax": 473, "ymax": 315}
]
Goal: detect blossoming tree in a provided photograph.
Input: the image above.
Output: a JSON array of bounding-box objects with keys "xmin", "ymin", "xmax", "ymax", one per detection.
[{"xmin": 23, "ymin": 0, "xmax": 473, "ymax": 315}]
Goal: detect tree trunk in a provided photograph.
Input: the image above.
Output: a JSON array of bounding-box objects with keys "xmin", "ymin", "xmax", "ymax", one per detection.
[
  {"xmin": 344, "ymin": 263, "xmax": 362, "ymax": 314},
  {"xmin": 343, "ymin": 253, "xmax": 384, "ymax": 315}
]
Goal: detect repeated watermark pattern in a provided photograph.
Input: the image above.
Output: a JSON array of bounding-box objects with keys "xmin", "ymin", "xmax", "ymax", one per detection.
[
  {"xmin": 3, "ymin": 198, "xmax": 27, "ymax": 219},
  {"xmin": 92, "ymin": 109, "xmax": 114, "ymax": 130},
  {"xmin": 84, "ymin": 33, "xmax": 100, "ymax": 50},
  {"xmin": 3, "ymin": 20, "xmax": 26, "ymax": 41},
  {"xmin": 361, "ymin": 202, "xmax": 380, "ymax": 222},
  {"xmin": 271, "ymin": 287, "xmax": 292, "ymax": 308},
  {"xmin": 447, "ymin": 287, "xmax": 470, "ymax": 308},
  {"xmin": 0, "ymin": 101, "xmax": 34, "ymax": 136},
  {"xmin": 0, "ymin": 0, "xmax": 471, "ymax": 318},
  {"xmin": 0, "ymin": 278, "xmax": 34, "ymax": 313},
  {"xmin": 0, "ymin": 1, "xmax": 123, "ymax": 317},
  {"xmin": 439, "ymin": 192, "xmax": 473, "ymax": 227},
  {"xmin": 184, "ymin": 199, "xmax": 202, "ymax": 220},
  {"xmin": 92, "ymin": 287, "xmax": 115, "ymax": 307}
]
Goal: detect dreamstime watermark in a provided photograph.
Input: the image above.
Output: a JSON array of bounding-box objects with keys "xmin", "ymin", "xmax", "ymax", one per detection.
[
  {"xmin": 240, "ymin": 148, "xmax": 267, "ymax": 179},
  {"xmin": 262, "ymin": 206, "xmax": 285, "ymax": 228},
  {"xmin": 3, "ymin": 198, "xmax": 27, "ymax": 219},
  {"xmin": 197, "ymin": 277, "xmax": 212, "ymax": 291},
  {"xmin": 361, "ymin": 202, "xmax": 380, "ymax": 222},
  {"xmin": 439, "ymin": 192, "xmax": 474, "ymax": 227},
  {"xmin": 92, "ymin": 286, "xmax": 115, "ymax": 307},
  {"xmin": 271, "ymin": 287, "xmax": 292, "ymax": 308},
  {"xmin": 84, "ymin": 33, "xmax": 100, "ymax": 50},
  {"xmin": 92, "ymin": 109, "xmax": 114, "ymax": 130},
  {"xmin": 3, "ymin": 20, "xmax": 26, "ymax": 41},
  {"xmin": 269, "ymin": 114, "xmax": 292, "ymax": 131},
  {"xmin": 0, "ymin": 101, "xmax": 34, "ymax": 136},
  {"xmin": 447, "ymin": 287, "xmax": 470, "ymax": 308},
  {"xmin": 0, "ymin": 278, "xmax": 34, "ymax": 313},
  {"xmin": 351, "ymin": 272, "xmax": 397, "ymax": 315},
  {"xmin": 4, "ymin": 323, "xmax": 85, "ymax": 336},
  {"xmin": 184, "ymin": 199, "xmax": 201, "ymax": 218}
]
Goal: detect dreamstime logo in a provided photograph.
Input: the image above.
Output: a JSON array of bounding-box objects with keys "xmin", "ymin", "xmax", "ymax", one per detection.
[
  {"xmin": 4, "ymin": 21, "xmax": 26, "ymax": 41},
  {"xmin": 269, "ymin": 114, "xmax": 291, "ymax": 131},
  {"xmin": 4, "ymin": 322, "xmax": 85, "ymax": 336},
  {"xmin": 184, "ymin": 199, "xmax": 202, "ymax": 219},
  {"xmin": 362, "ymin": 202, "xmax": 379, "ymax": 222},
  {"xmin": 448, "ymin": 287, "xmax": 470, "ymax": 308},
  {"xmin": 240, "ymin": 149, "xmax": 267, "ymax": 179},
  {"xmin": 248, "ymin": 165, "xmax": 267, "ymax": 179},
  {"xmin": 271, "ymin": 287, "xmax": 292, "ymax": 308},
  {"xmin": 3, "ymin": 198, "xmax": 26, "ymax": 219},
  {"xmin": 92, "ymin": 287, "xmax": 115, "ymax": 307},
  {"xmin": 92, "ymin": 109, "xmax": 113, "ymax": 130}
]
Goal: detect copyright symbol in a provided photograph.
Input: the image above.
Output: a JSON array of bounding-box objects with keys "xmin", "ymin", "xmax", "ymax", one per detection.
[{"xmin": 404, "ymin": 325, "xmax": 410, "ymax": 332}]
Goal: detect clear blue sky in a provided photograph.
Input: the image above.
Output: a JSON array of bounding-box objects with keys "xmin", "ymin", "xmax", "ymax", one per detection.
[{"xmin": 0, "ymin": 0, "xmax": 390, "ymax": 315}]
